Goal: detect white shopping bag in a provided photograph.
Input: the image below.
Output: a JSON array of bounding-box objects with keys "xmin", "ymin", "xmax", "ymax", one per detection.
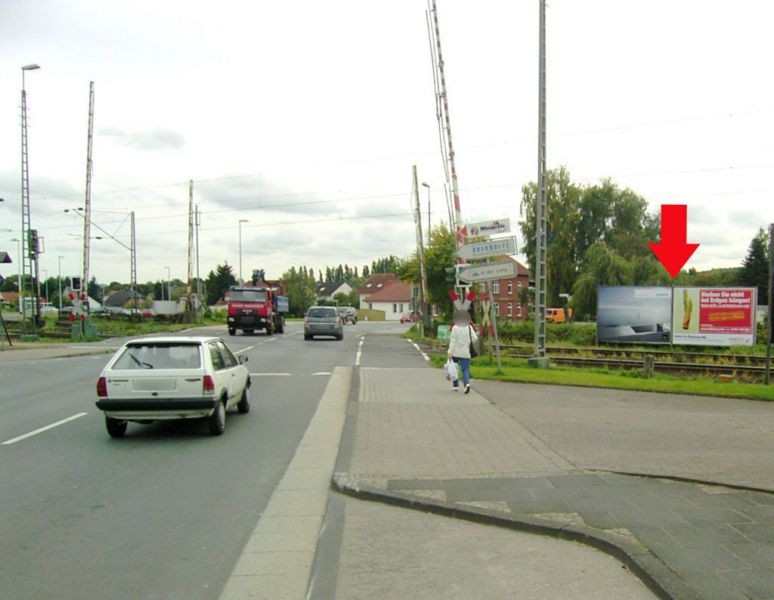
[{"xmin": 443, "ymin": 358, "xmax": 458, "ymax": 381}]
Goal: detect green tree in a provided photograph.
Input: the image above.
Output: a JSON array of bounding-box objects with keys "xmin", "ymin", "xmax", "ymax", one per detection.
[
  {"xmin": 521, "ymin": 169, "xmax": 660, "ymax": 306},
  {"xmin": 739, "ymin": 227, "xmax": 770, "ymax": 305},
  {"xmin": 281, "ymin": 266, "xmax": 317, "ymax": 316},
  {"xmin": 0, "ymin": 274, "xmax": 19, "ymax": 292},
  {"xmin": 571, "ymin": 242, "xmax": 634, "ymax": 318},
  {"xmin": 520, "ymin": 167, "xmax": 583, "ymax": 305},
  {"xmin": 204, "ymin": 262, "xmax": 237, "ymax": 305},
  {"xmin": 399, "ymin": 223, "xmax": 457, "ymax": 320}
]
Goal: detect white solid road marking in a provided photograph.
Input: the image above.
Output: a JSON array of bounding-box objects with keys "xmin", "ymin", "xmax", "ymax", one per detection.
[
  {"xmin": 408, "ymin": 338, "xmax": 430, "ymax": 361},
  {"xmin": 248, "ymin": 372, "xmax": 332, "ymax": 377},
  {"xmin": 233, "ymin": 346, "xmax": 254, "ymax": 355},
  {"xmin": 355, "ymin": 336, "xmax": 365, "ymax": 366},
  {"xmin": 250, "ymin": 372, "xmax": 292, "ymax": 377},
  {"xmin": 2, "ymin": 412, "xmax": 88, "ymax": 446}
]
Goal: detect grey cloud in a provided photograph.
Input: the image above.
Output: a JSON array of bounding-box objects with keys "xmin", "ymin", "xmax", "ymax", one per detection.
[
  {"xmin": 99, "ymin": 127, "xmax": 185, "ymax": 151},
  {"xmin": 727, "ymin": 209, "xmax": 767, "ymax": 230},
  {"xmin": 197, "ymin": 176, "xmax": 339, "ymax": 217}
]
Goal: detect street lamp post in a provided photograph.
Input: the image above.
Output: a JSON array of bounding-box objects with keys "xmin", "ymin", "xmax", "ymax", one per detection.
[
  {"xmin": 10, "ymin": 238, "xmax": 21, "ymax": 295},
  {"xmin": 165, "ymin": 266, "xmax": 171, "ymax": 302},
  {"xmin": 421, "ymin": 182, "xmax": 431, "ymax": 247},
  {"xmin": 57, "ymin": 255, "xmax": 63, "ymax": 310},
  {"xmin": 238, "ymin": 219, "xmax": 248, "ymax": 283}
]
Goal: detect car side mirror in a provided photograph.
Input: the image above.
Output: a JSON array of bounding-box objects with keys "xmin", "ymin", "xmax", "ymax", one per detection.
[{"xmin": 239, "ymin": 355, "xmax": 248, "ymax": 364}]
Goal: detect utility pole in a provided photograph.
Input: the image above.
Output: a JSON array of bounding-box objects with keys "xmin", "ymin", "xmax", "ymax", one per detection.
[
  {"xmin": 185, "ymin": 180, "xmax": 195, "ymax": 322},
  {"xmin": 20, "ymin": 63, "xmax": 40, "ymax": 330},
  {"xmin": 422, "ymin": 182, "xmax": 431, "ymax": 247},
  {"xmin": 530, "ymin": 0, "xmax": 549, "ymax": 368},
  {"xmin": 130, "ymin": 210, "xmax": 137, "ymax": 315},
  {"xmin": 412, "ymin": 166, "xmax": 429, "ymax": 333},
  {"xmin": 81, "ymin": 81, "xmax": 95, "ymax": 335},
  {"xmin": 195, "ymin": 204, "xmax": 202, "ymax": 316}
]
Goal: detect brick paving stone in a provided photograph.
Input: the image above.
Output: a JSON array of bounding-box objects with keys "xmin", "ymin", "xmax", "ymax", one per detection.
[{"xmin": 344, "ymin": 368, "xmax": 774, "ymax": 600}]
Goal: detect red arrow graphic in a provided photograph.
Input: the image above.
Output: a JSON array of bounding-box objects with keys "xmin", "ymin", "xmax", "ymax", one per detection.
[{"xmin": 648, "ymin": 204, "xmax": 699, "ymax": 278}]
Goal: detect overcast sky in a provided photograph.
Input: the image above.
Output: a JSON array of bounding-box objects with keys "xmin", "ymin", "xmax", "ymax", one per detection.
[{"xmin": 1, "ymin": 0, "xmax": 772, "ymax": 287}]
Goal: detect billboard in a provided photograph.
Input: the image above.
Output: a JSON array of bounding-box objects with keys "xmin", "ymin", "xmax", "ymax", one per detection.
[
  {"xmin": 672, "ymin": 287, "xmax": 757, "ymax": 346},
  {"xmin": 597, "ymin": 286, "xmax": 672, "ymax": 344}
]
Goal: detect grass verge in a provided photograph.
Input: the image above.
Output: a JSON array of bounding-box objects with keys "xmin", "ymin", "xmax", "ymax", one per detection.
[{"xmin": 430, "ymin": 355, "xmax": 773, "ymax": 401}]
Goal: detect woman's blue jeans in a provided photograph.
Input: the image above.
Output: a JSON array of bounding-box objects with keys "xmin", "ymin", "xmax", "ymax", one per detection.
[{"xmin": 452, "ymin": 357, "xmax": 470, "ymax": 387}]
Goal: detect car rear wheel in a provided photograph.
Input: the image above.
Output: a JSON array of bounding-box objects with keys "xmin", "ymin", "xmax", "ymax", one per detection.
[
  {"xmin": 208, "ymin": 400, "xmax": 226, "ymax": 435},
  {"xmin": 237, "ymin": 388, "xmax": 250, "ymax": 414},
  {"xmin": 105, "ymin": 416, "xmax": 127, "ymax": 438},
  {"xmin": 228, "ymin": 327, "xmax": 236, "ymax": 336}
]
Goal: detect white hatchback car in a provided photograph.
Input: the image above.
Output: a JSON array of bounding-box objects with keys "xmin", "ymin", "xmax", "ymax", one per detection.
[{"xmin": 95, "ymin": 336, "xmax": 250, "ymax": 437}]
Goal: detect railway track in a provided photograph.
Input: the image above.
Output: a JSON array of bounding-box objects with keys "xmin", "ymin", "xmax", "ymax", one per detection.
[{"xmin": 493, "ymin": 343, "xmax": 771, "ymax": 382}]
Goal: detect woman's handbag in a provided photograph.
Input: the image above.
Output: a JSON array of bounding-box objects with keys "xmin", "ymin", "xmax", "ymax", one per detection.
[{"xmin": 468, "ymin": 327, "xmax": 479, "ymax": 358}]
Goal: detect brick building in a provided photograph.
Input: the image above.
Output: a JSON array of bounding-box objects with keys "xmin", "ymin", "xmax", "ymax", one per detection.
[{"xmin": 487, "ymin": 257, "xmax": 532, "ymax": 321}]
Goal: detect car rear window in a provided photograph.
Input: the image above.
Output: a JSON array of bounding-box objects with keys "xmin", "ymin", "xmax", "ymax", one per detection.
[
  {"xmin": 112, "ymin": 343, "xmax": 202, "ymax": 370},
  {"xmin": 308, "ymin": 308, "xmax": 336, "ymax": 318}
]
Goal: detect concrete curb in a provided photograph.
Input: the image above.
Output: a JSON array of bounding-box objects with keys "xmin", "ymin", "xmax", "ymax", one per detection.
[
  {"xmin": 330, "ymin": 475, "xmax": 699, "ymax": 600},
  {"xmin": 0, "ymin": 347, "xmax": 115, "ymax": 361}
]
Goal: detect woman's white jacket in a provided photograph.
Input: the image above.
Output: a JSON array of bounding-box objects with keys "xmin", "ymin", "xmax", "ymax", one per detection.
[{"xmin": 447, "ymin": 324, "xmax": 479, "ymax": 358}]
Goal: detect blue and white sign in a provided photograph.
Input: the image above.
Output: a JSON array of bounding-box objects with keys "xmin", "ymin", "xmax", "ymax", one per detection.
[{"xmin": 456, "ymin": 237, "xmax": 517, "ymax": 260}]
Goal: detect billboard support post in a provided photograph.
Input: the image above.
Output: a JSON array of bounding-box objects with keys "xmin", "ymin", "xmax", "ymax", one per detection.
[{"xmin": 766, "ymin": 223, "xmax": 773, "ymax": 385}]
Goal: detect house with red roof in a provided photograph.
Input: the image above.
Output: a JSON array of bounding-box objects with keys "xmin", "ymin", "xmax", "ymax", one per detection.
[{"xmin": 362, "ymin": 280, "xmax": 416, "ymax": 321}]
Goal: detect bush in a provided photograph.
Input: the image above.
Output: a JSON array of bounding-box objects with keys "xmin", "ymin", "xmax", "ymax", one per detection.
[{"xmin": 495, "ymin": 319, "xmax": 596, "ymax": 346}]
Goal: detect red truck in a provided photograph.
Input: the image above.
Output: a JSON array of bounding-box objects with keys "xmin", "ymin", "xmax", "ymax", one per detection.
[{"xmin": 226, "ymin": 284, "xmax": 289, "ymax": 336}]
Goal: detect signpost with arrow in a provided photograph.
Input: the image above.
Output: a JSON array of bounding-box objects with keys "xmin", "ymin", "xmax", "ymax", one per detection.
[{"xmin": 648, "ymin": 204, "xmax": 700, "ymax": 278}]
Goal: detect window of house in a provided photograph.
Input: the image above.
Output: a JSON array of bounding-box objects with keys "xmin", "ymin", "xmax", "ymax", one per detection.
[
  {"xmin": 518, "ymin": 280, "xmax": 523, "ymax": 289},
  {"xmin": 507, "ymin": 281, "xmax": 513, "ymax": 295},
  {"xmin": 393, "ymin": 303, "xmax": 397, "ymax": 313},
  {"xmin": 494, "ymin": 303, "xmax": 500, "ymax": 317},
  {"xmin": 492, "ymin": 282, "xmax": 500, "ymax": 294},
  {"xmin": 517, "ymin": 306, "xmax": 523, "ymax": 318},
  {"xmin": 507, "ymin": 303, "xmax": 513, "ymax": 318}
]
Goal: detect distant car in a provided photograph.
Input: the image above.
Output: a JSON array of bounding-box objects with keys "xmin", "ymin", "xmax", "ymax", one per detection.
[
  {"xmin": 400, "ymin": 313, "xmax": 419, "ymax": 324},
  {"xmin": 337, "ymin": 306, "xmax": 357, "ymax": 324},
  {"xmin": 304, "ymin": 306, "xmax": 343, "ymax": 340},
  {"xmin": 95, "ymin": 336, "xmax": 251, "ymax": 437}
]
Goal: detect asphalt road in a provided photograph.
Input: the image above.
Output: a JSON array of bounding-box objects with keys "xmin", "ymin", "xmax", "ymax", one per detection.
[{"xmin": 0, "ymin": 320, "xmax": 421, "ymax": 600}]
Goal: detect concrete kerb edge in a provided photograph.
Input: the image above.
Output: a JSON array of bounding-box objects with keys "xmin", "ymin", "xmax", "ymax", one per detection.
[
  {"xmin": 588, "ymin": 468, "xmax": 774, "ymax": 495},
  {"xmin": 330, "ymin": 476, "xmax": 698, "ymax": 600},
  {"xmin": 329, "ymin": 366, "xmax": 699, "ymax": 600}
]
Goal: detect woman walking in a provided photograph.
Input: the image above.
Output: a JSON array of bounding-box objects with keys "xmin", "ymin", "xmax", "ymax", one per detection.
[{"xmin": 447, "ymin": 321, "xmax": 479, "ymax": 394}]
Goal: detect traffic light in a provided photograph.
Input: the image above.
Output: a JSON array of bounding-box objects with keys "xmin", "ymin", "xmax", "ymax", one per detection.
[{"xmin": 27, "ymin": 229, "xmax": 39, "ymax": 258}]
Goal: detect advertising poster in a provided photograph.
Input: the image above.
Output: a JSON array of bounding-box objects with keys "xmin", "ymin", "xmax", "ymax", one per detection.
[
  {"xmin": 672, "ymin": 287, "xmax": 757, "ymax": 346},
  {"xmin": 597, "ymin": 286, "xmax": 672, "ymax": 344}
]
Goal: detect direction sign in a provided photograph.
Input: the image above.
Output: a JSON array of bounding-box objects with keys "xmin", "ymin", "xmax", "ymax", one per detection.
[
  {"xmin": 458, "ymin": 261, "xmax": 517, "ymax": 283},
  {"xmin": 464, "ymin": 218, "xmax": 511, "ymax": 237},
  {"xmin": 456, "ymin": 237, "xmax": 517, "ymax": 260}
]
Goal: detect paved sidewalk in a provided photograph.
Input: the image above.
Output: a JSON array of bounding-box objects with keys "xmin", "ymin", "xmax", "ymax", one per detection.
[
  {"xmin": 333, "ymin": 368, "xmax": 774, "ymax": 600},
  {"xmin": 0, "ymin": 341, "xmax": 116, "ymax": 362}
]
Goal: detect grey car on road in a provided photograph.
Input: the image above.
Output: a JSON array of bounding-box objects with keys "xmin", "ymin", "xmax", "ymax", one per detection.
[{"xmin": 304, "ymin": 306, "xmax": 343, "ymax": 340}]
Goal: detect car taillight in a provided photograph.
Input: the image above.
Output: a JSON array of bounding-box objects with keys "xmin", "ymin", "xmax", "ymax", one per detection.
[
  {"xmin": 97, "ymin": 377, "xmax": 108, "ymax": 397},
  {"xmin": 203, "ymin": 375, "xmax": 215, "ymax": 395}
]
